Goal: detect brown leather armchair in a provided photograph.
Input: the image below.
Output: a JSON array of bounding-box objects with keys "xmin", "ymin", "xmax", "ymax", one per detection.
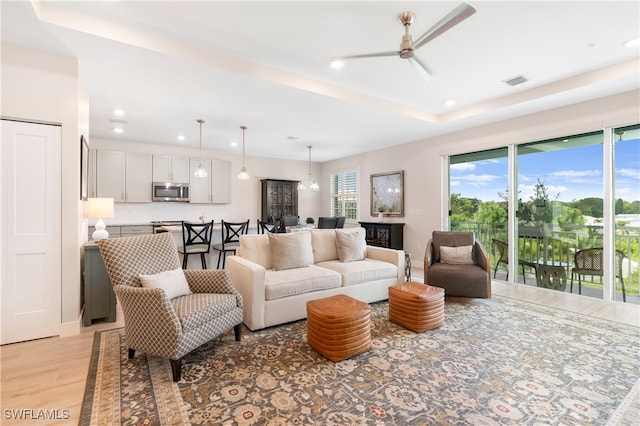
[{"xmin": 424, "ymin": 231, "xmax": 491, "ymax": 298}]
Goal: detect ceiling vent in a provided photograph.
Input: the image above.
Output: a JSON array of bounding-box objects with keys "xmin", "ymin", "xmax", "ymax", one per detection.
[{"xmin": 503, "ymin": 75, "xmax": 528, "ymax": 87}]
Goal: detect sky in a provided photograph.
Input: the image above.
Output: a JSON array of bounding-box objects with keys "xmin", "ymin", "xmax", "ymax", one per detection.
[{"xmin": 450, "ymin": 138, "xmax": 640, "ymax": 203}]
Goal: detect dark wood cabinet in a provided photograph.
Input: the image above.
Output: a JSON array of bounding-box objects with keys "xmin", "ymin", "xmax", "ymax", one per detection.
[
  {"xmin": 261, "ymin": 179, "xmax": 299, "ymax": 222},
  {"xmin": 83, "ymin": 243, "xmax": 116, "ymax": 326},
  {"xmin": 358, "ymin": 222, "xmax": 404, "ymax": 250}
]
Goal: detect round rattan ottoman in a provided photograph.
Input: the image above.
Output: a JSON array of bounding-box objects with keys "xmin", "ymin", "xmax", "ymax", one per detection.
[
  {"xmin": 306, "ymin": 294, "xmax": 371, "ymax": 362},
  {"xmin": 388, "ymin": 282, "xmax": 445, "ymax": 332}
]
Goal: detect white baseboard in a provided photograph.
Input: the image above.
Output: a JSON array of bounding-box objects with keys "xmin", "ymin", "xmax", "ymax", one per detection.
[{"xmin": 59, "ymin": 318, "xmax": 81, "ymax": 337}]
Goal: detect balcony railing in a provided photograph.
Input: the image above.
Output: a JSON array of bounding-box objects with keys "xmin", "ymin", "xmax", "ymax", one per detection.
[{"xmin": 451, "ymin": 221, "xmax": 639, "ymax": 299}]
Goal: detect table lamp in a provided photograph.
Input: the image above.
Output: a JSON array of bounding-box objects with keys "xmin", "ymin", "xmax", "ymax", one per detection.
[{"xmin": 87, "ymin": 197, "xmax": 114, "ymax": 241}]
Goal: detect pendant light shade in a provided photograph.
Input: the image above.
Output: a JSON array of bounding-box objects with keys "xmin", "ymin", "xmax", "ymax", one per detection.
[
  {"xmin": 238, "ymin": 125, "xmax": 250, "ymax": 180},
  {"xmin": 194, "ymin": 119, "xmax": 207, "ymax": 178},
  {"xmin": 299, "ymin": 145, "xmax": 319, "ymax": 191}
]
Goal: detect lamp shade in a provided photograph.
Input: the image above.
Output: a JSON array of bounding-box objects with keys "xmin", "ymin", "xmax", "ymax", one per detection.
[{"xmin": 86, "ymin": 198, "xmax": 114, "ymax": 219}]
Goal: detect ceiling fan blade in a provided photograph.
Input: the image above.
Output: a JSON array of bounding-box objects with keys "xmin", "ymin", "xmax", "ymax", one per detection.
[
  {"xmin": 331, "ymin": 51, "xmax": 399, "ymax": 62},
  {"xmin": 413, "ymin": 3, "xmax": 476, "ymax": 50},
  {"xmin": 408, "ymin": 57, "xmax": 432, "ymax": 82}
]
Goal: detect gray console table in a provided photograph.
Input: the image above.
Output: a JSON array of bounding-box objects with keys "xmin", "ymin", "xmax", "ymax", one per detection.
[{"xmin": 83, "ymin": 243, "xmax": 116, "ymax": 326}]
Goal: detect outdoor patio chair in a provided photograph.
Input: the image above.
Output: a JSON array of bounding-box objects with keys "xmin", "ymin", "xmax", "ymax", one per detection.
[{"xmin": 571, "ymin": 247, "xmax": 626, "ymax": 302}]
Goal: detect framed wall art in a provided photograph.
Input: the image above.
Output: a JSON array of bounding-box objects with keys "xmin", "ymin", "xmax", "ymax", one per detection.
[
  {"xmin": 80, "ymin": 135, "xmax": 89, "ymax": 200},
  {"xmin": 370, "ymin": 170, "xmax": 404, "ymax": 216}
]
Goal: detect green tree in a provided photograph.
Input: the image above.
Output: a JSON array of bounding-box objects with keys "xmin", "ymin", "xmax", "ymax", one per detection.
[
  {"xmin": 450, "ymin": 193, "xmax": 480, "ymax": 222},
  {"xmin": 475, "ymin": 201, "xmax": 507, "ymax": 225},
  {"xmin": 615, "ymin": 198, "xmax": 624, "ymax": 214}
]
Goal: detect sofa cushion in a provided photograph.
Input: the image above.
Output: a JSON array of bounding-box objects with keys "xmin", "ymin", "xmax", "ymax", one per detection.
[
  {"xmin": 427, "ymin": 263, "xmax": 490, "ymax": 298},
  {"xmin": 317, "ymin": 258, "xmax": 397, "ymax": 286},
  {"xmin": 269, "ymin": 231, "xmax": 314, "ymax": 271},
  {"xmin": 310, "ymin": 229, "xmax": 338, "ymax": 263},
  {"xmin": 171, "ymin": 293, "xmax": 238, "ymax": 331},
  {"xmin": 335, "ymin": 227, "xmax": 367, "ymax": 262},
  {"xmin": 440, "ymin": 245, "xmax": 474, "ymax": 265},
  {"xmin": 138, "ymin": 267, "xmax": 192, "ymax": 300},
  {"xmin": 238, "ymin": 234, "xmax": 272, "ymax": 269},
  {"xmin": 264, "ymin": 265, "xmax": 341, "ymax": 300}
]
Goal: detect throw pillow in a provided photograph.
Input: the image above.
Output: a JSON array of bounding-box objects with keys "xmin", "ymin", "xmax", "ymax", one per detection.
[
  {"xmin": 335, "ymin": 227, "xmax": 366, "ymax": 262},
  {"xmin": 440, "ymin": 245, "xmax": 474, "ymax": 265},
  {"xmin": 310, "ymin": 229, "xmax": 338, "ymax": 263},
  {"xmin": 139, "ymin": 267, "xmax": 192, "ymax": 299},
  {"xmin": 268, "ymin": 231, "xmax": 314, "ymax": 270}
]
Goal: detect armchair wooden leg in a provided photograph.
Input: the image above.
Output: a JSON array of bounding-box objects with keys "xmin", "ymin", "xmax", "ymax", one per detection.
[
  {"xmin": 170, "ymin": 358, "xmax": 182, "ymax": 382},
  {"xmin": 234, "ymin": 323, "xmax": 242, "ymax": 341},
  {"xmin": 128, "ymin": 348, "xmax": 135, "ymax": 359}
]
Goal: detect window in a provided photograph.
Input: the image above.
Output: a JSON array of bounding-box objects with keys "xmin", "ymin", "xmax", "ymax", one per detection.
[{"xmin": 330, "ymin": 170, "xmax": 358, "ymax": 219}]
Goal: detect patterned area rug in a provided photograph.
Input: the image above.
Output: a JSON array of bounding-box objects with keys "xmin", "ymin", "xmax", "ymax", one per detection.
[{"xmin": 81, "ymin": 295, "xmax": 640, "ymax": 425}]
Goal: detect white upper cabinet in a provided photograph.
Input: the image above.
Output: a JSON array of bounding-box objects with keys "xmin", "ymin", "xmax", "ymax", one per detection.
[
  {"xmin": 211, "ymin": 159, "xmax": 231, "ymax": 204},
  {"xmin": 189, "ymin": 158, "xmax": 231, "ymax": 204},
  {"xmin": 189, "ymin": 158, "xmax": 212, "ymax": 203},
  {"xmin": 152, "ymin": 155, "xmax": 189, "ymax": 183},
  {"xmin": 96, "ymin": 150, "xmax": 152, "ymax": 202},
  {"xmin": 125, "ymin": 152, "xmax": 153, "ymax": 202}
]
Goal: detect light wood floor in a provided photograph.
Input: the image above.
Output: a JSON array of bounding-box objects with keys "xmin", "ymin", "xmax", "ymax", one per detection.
[{"xmin": 1, "ymin": 279, "xmax": 638, "ymax": 425}]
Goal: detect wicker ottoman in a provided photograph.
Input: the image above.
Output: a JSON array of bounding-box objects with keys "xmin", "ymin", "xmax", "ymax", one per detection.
[
  {"xmin": 306, "ymin": 294, "xmax": 371, "ymax": 362},
  {"xmin": 389, "ymin": 282, "xmax": 445, "ymax": 332}
]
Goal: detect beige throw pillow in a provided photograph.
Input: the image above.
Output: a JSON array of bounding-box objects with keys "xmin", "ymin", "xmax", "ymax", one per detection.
[
  {"xmin": 268, "ymin": 231, "xmax": 314, "ymax": 270},
  {"xmin": 440, "ymin": 245, "xmax": 474, "ymax": 265},
  {"xmin": 335, "ymin": 227, "xmax": 366, "ymax": 262},
  {"xmin": 139, "ymin": 267, "xmax": 192, "ymax": 299}
]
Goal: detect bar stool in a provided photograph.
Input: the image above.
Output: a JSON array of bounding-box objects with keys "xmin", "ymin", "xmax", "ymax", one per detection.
[{"xmin": 177, "ymin": 220, "xmax": 214, "ymax": 269}]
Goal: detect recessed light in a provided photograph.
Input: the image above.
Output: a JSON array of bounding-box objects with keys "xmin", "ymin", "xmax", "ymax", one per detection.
[
  {"xmin": 113, "ymin": 127, "xmax": 124, "ymax": 134},
  {"xmin": 624, "ymin": 38, "xmax": 640, "ymax": 48},
  {"xmin": 113, "ymin": 109, "xmax": 125, "ymax": 116},
  {"xmin": 177, "ymin": 135, "xmax": 185, "ymax": 141},
  {"xmin": 444, "ymin": 100, "xmax": 456, "ymax": 106},
  {"xmin": 330, "ymin": 60, "xmax": 344, "ymax": 69},
  {"xmin": 229, "ymin": 141, "xmax": 238, "ymax": 147}
]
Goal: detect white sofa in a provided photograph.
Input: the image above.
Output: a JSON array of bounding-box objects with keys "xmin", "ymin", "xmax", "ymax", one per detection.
[{"xmin": 226, "ymin": 227, "xmax": 405, "ymax": 330}]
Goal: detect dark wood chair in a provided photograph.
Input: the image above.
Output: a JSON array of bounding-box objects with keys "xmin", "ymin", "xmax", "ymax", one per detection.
[
  {"xmin": 318, "ymin": 217, "xmax": 338, "ymax": 229},
  {"xmin": 336, "ymin": 216, "xmax": 346, "ymax": 228},
  {"xmin": 212, "ymin": 220, "xmax": 249, "ymax": 268},
  {"xmin": 257, "ymin": 219, "xmax": 280, "ymax": 234},
  {"xmin": 177, "ymin": 220, "xmax": 214, "ymax": 269}
]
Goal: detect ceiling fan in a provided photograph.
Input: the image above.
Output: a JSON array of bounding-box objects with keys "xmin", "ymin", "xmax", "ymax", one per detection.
[{"xmin": 330, "ymin": 3, "xmax": 476, "ymax": 82}]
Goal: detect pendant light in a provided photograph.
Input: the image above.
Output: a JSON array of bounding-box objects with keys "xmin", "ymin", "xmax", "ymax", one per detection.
[
  {"xmin": 194, "ymin": 119, "xmax": 207, "ymax": 178},
  {"xmin": 299, "ymin": 145, "xmax": 319, "ymax": 191},
  {"xmin": 238, "ymin": 125, "xmax": 250, "ymax": 180}
]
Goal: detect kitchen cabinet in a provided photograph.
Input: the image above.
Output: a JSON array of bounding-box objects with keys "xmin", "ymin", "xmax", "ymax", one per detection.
[
  {"xmin": 211, "ymin": 159, "xmax": 231, "ymax": 203},
  {"xmin": 189, "ymin": 158, "xmax": 231, "ymax": 204},
  {"xmin": 152, "ymin": 155, "xmax": 190, "ymax": 183},
  {"xmin": 83, "ymin": 243, "xmax": 116, "ymax": 326},
  {"xmin": 261, "ymin": 179, "xmax": 299, "ymax": 222},
  {"xmin": 358, "ymin": 222, "xmax": 404, "ymax": 250},
  {"xmin": 96, "ymin": 150, "xmax": 152, "ymax": 202}
]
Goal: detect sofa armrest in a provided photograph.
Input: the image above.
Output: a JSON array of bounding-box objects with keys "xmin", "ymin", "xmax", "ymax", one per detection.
[
  {"xmin": 226, "ymin": 255, "xmax": 267, "ymax": 331},
  {"xmin": 366, "ymin": 245, "xmax": 405, "ymax": 283}
]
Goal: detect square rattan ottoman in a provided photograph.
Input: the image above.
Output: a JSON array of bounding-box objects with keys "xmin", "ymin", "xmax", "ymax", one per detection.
[
  {"xmin": 306, "ymin": 294, "xmax": 371, "ymax": 362},
  {"xmin": 388, "ymin": 282, "xmax": 445, "ymax": 332}
]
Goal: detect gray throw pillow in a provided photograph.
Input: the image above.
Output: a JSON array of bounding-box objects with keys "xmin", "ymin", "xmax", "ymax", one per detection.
[
  {"xmin": 335, "ymin": 227, "xmax": 367, "ymax": 262},
  {"xmin": 268, "ymin": 231, "xmax": 314, "ymax": 270}
]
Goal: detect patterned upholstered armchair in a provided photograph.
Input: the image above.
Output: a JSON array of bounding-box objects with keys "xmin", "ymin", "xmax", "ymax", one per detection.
[
  {"xmin": 424, "ymin": 231, "xmax": 492, "ymax": 298},
  {"xmin": 97, "ymin": 233, "xmax": 243, "ymax": 382}
]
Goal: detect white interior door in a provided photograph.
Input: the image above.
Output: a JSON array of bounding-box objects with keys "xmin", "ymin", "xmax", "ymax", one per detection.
[{"xmin": 1, "ymin": 119, "xmax": 61, "ymax": 344}]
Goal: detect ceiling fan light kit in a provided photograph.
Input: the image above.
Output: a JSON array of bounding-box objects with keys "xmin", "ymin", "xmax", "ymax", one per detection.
[{"xmin": 330, "ymin": 3, "xmax": 476, "ymax": 82}]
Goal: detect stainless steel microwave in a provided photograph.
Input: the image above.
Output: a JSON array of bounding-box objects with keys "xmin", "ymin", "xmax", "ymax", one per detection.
[{"xmin": 152, "ymin": 182, "xmax": 190, "ymax": 202}]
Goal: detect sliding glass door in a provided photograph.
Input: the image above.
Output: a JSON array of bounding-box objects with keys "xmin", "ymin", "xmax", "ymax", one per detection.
[{"xmin": 447, "ymin": 125, "xmax": 639, "ymax": 304}]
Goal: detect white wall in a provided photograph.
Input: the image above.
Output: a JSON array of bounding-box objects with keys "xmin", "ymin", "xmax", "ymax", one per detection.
[
  {"xmin": 89, "ymin": 138, "xmax": 324, "ymax": 225},
  {"xmin": 321, "ymin": 90, "xmax": 640, "ymax": 272},
  {"xmin": 1, "ymin": 43, "xmax": 87, "ymax": 331}
]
